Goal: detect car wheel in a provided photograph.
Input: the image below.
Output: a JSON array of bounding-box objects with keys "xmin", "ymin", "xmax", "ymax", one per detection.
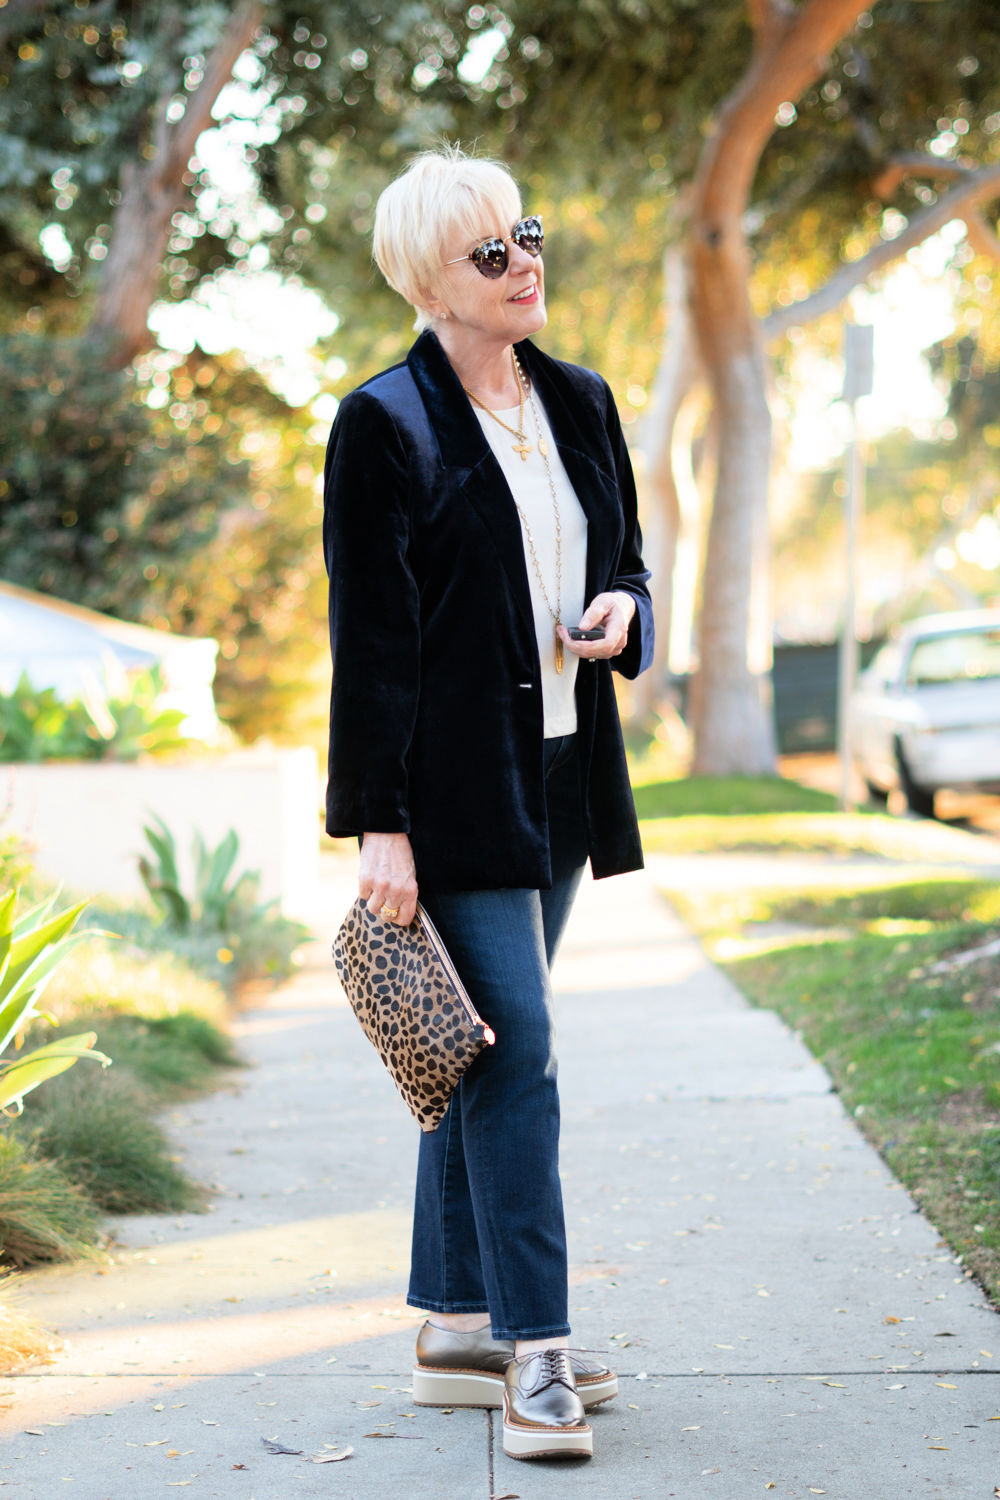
[
  {"xmin": 861, "ymin": 775, "xmax": 889, "ymax": 806},
  {"xmin": 894, "ymin": 742, "xmax": 936, "ymax": 818}
]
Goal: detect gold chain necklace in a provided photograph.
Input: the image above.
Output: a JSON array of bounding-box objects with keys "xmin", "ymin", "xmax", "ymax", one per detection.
[{"xmin": 463, "ymin": 348, "xmax": 533, "ymax": 461}]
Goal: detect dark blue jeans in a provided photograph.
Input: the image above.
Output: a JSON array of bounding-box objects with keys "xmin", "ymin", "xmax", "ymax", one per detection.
[{"xmin": 406, "ymin": 733, "xmax": 588, "ymax": 1340}]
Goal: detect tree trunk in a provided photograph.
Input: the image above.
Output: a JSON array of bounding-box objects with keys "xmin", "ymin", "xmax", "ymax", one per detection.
[
  {"xmin": 87, "ymin": 0, "xmax": 263, "ymax": 370},
  {"xmin": 683, "ymin": 0, "xmax": 871, "ymax": 774},
  {"xmin": 633, "ymin": 247, "xmax": 700, "ymax": 721}
]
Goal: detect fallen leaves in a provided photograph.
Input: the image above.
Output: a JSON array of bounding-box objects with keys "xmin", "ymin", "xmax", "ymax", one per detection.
[
  {"xmin": 260, "ymin": 1438, "xmax": 302, "ymax": 1456},
  {"xmin": 312, "ymin": 1447, "xmax": 353, "ymax": 1464}
]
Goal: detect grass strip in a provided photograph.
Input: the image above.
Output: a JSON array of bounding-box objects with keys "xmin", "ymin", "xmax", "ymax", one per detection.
[
  {"xmin": 0, "ymin": 1136, "xmax": 101, "ymax": 1268},
  {"xmin": 16, "ymin": 1069, "xmax": 203, "ymax": 1215},
  {"xmin": 662, "ymin": 873, "xmax": 1000, "ymax": 1304},
  {"xmin": 633, "ymin": 774, "xmax": 840, "ymax": 820}
]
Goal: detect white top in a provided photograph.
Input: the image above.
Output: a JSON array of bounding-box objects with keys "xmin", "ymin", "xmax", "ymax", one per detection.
[{"xmin": 474, "ymin": 393, "xmax": 588, "ymax": 737}]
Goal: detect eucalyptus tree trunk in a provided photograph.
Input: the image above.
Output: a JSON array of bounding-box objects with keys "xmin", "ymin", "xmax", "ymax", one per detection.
[
  {"xmin": 87, "ymin": 1, "xmax": 263, "ymax": 370},
  {"xmin": 633, "ymin": 247, "xmax": 699, "ymax": 721},
  {"xmin": 682, "ymin": 0, "xmax": 872, "ymax": 774}
]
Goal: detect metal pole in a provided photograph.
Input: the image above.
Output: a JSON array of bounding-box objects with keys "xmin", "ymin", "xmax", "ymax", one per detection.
[
  {"xmin": 838, "ymin": 322, "xmax": 873, "ymax": 813},
  {"xmin": 838, "ymin": 406, "xmax": 862, "ymax": 812}
]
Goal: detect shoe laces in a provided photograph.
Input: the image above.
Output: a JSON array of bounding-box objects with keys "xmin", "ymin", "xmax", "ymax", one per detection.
[{"xmin": 517, "ymin": 1347, "xmax": 573, "ymax": 1388}]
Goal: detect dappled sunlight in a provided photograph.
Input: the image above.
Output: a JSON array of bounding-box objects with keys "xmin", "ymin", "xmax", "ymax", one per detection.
[
  {"xmin": 554, "ymin": 938, "xmax": 706, "ymax": 992},
  {"xmin": 19, "ymin": 1210, "xmax": 414, "ymax": 1333},
  {"xmin": 0, "ymin": 1292, "xmax": 423, "ymax": 1435}
]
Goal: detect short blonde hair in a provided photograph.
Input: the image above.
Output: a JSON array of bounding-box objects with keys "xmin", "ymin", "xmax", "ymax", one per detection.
[{"xmin": 373, "ymin": 146, "xmax": 522, "ymax": 331}]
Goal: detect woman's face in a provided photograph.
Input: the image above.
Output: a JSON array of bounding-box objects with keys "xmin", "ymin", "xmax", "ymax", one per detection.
[{"xmin": 429, "ymin": 211, "xmax": 547, "ymax": 345}]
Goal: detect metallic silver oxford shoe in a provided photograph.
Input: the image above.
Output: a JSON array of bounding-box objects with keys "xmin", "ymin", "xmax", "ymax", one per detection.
[
  {"xmin": 502, "ymin": 1348, "xmax": 592, "ymax": 1460},
  {"xmin": 411, "ymin": 1321, "xmax": 617, "ymax": 1409}
]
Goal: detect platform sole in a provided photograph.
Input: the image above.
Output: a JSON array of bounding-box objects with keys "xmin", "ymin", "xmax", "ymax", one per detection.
[
  {"xmin": 411, "ymin": 1366, "xmax": 504, "ymax": 1408},
  {"xmin": 412, "ymin": 1365, "xmax": 617, "ymax": 1410},
  {"xmin": 502, "ymin": 1396, "xmax": 593, "ymax": 1460}
]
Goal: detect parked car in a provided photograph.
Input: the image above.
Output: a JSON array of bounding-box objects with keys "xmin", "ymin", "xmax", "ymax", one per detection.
[{"xmin": 851, "ymin": 608, "xmax": 1000, "ymax": 817}]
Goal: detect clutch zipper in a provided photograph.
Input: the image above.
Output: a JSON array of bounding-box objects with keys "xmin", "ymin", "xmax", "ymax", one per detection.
[{"xmin": 415, "ymin": 902, "xmax": 496, "ymax": 1045}]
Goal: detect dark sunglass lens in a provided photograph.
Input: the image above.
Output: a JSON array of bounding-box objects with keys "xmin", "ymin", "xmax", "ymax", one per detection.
[
  {"xmin": 472, "ymin": 238, "xmax": 508, "ymax": 277},
  {"xmin": 513, "ymin": 216, "xmax": 544, "ymax": 255}
]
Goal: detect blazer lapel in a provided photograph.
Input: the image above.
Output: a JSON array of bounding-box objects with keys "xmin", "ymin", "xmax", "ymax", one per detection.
[
  {"xmin": 406, "ymin": 330, "xmax": 623, "ymax": 638},
  {"xmin": 407, "ymin": 332, "xmax": 536, "ymax": 640},
  {"xmin": 517, "ymin": 340, "xmax": 622, "ymax": 607}
]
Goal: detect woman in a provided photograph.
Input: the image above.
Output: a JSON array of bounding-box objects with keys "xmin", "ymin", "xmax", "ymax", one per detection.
[{"xmin": 323, "ymin": 146, "xmax": 653, "ymax": 1462}]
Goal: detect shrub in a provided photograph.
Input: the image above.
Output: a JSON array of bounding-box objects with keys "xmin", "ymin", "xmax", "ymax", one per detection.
[
  {"xmin": 0, "ymin": 1135, "xmax": 100, "ymax": 1267},
  {"xmin": 0, "ymin": 666, "xmax": 187, "ymax": 764},
  {"xmin": 0, "ymin": 890, "xmax": 110, "ymax": 1113},
  {"xmin": 40, "ymin": 930, "xmax": 229, "ymax": 1028},
  {"xmin": 55, "ymin": 1010, "xmax": 241, "ymax": 1098},
  {"xmin": 15, "ymin": 1068, "xmax": 202, "ymax": 1216},
  {"xmin": 137, "ymin": 816, "xmax": 307, "ymax": 983}
]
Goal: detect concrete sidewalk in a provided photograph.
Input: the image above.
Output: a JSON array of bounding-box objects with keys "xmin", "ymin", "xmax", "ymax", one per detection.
[{"xmin": 2, "ymin": 857, "xmax": 999, "ymax": 1498}]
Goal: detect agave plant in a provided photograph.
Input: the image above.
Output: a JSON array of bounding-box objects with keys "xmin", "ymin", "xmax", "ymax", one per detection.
[
  {"xmin": 0, "ymin": 891, "xmax": 110, "ymax": 1113},
  {"xmin": 138, "ymin": 815, "xmax": 268, "ymax": 933}
]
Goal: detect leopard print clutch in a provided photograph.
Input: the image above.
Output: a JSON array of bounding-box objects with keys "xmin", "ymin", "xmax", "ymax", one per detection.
[{"xmin": 331, "ymin": 898, "xmax": 496, "ymax": 1132}]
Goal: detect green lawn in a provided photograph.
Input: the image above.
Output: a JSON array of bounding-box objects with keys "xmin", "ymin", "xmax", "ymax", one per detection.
[
  {"xmin": 662, "ymin": 873, "xmax": 1000, "ymax": 1305},
  {"xmin": 634, "ymin": 773, "xmax": 990, "ymax": 862}
]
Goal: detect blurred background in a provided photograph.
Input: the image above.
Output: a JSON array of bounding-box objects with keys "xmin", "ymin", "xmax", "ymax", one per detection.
[{"xmin": 1, "ymin": 0, "xmax": 998, "ymax": 791}]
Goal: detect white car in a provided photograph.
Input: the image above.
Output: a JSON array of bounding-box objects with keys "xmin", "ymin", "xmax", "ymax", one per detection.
[{"xmin": 851, "ymin": 609, "xmax": 1000, "ymax": 817}]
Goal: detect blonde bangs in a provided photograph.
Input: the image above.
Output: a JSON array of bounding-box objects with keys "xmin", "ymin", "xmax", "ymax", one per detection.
[{"xmin": 373, "ymin": 148, "xmax": 522, "ymax": 327}]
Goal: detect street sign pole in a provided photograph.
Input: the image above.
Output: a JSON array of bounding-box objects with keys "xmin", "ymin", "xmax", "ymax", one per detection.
[{"xmin": 838, "ymin": 322, "xmax": 874, "ymax": 813}]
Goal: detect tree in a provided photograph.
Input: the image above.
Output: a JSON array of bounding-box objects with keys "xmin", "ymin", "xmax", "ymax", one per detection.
[{"xmin": 5, "ymin": 0, "xmax": 1000, "ymax": 765}]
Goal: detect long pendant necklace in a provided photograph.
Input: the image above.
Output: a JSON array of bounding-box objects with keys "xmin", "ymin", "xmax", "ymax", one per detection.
[
  {"xmin": 463, "ymin": 348, "xmax": 533, "ymax": 461},
  {"xmin": 510, "ymin": 353, "xmax": 565, "ymax": 674}
]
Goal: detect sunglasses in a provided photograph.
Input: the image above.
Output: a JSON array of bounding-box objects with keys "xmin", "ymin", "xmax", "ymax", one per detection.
[{"xmin": 443, "ymin": 215, "xmax": 544, "ymax": 279}]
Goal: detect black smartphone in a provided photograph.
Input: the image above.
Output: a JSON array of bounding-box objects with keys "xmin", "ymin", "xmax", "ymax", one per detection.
[{"xmin": 567, "ymin": 625, "xmax": 606, "ymax": 641}]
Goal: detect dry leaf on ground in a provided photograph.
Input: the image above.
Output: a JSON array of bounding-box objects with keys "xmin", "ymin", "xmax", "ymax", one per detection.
[{"xmin": 312, "ymin": 1447, "xmax": 353, "ymax": 1463}]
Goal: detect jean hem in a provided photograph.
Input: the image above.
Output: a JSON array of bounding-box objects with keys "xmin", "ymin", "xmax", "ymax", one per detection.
[
  {"xmin": 492, "ymin": 1323, "xmax": 572, "ymax": 1341},
  {"xmin": 406, "ymin": 1295, "xmax": 490, "ymax": 1314}
]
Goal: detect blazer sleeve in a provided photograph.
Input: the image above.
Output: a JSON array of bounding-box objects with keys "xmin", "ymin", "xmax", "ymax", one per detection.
[
  {"xmin": 603, "ymin": 380, "xmax": 654, "ymax": 681},
  {"xmin": 323, "ymin": 390, "xmax": 420, "ymax": 837}
]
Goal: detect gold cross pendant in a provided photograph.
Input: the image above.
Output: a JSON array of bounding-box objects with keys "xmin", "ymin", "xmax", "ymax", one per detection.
[
  {"xmin": 512, "ymin": 439, "xmax": 532, "ymax": 461},
  {"xmin": 554, "ymin": 628, "xmax": 564, "ymax": 675}
]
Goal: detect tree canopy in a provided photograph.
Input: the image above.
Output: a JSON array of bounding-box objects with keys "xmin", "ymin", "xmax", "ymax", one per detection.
[{"xmin": 2, "ymin": 0, "xmax": 999, "ymax": 752}]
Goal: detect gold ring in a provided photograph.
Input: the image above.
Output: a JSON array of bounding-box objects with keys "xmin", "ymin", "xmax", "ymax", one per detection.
[{"xmin": 379, "ymin": 903, "xmax": 400, "ymax": 920}]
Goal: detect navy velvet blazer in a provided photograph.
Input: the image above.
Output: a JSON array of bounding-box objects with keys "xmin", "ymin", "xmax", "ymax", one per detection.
[{"xmin": 322, "ymin": 329, "xmax": 654, "ymax": 890}]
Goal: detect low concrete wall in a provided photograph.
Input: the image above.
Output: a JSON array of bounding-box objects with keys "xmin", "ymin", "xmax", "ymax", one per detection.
[{"xmin": 2, "ymin": 748, "xmax": 320, "ymax": 918}]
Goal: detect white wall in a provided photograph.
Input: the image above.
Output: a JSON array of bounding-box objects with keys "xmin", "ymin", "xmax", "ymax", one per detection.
[{"xmin": 2, "ymin": 748, "xmax": 320, "ymax": 918}]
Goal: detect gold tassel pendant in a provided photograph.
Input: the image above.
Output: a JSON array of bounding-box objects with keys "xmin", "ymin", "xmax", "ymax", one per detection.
[{"xmin": 554, "ymin": 628, "xmax": 564, "ymax": 675}]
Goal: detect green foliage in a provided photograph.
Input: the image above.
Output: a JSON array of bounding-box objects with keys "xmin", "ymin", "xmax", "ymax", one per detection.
[
  {"xmin": 0, "ymin": 835, "xmax": 34, "ymax": 896},
  {"xmin": 0, "ymin": 889, "xmax": 109, "ymax": 1114},
  {"xmin": 15, "ymin": 1068, "xmax": 202, "ymax": 1215},
  {"xmin": 62, "ymin": 1009, "xmax": 241, "ymax": 1098},
  {"xmin": 136, "ymin": 817, "xmax": 307, "ymax": 983},
  {"xmin": 0, "ymin": 675, "xmax": 93, "ymax": 762},
  {"xmin": 0, "ymin": 667, "xmax": 186, "ymax": 763},
  {"xmin": 0, "ymin": 336, "xmax": 246, "ymax": 614},
  {"xmin": 0, "ymin": 1134, "xmax": 100, "ymax": 1268},
  {"xmin": 632, "ymin": 774, "xmax": 839, "ymax": 820},
  {"xmin": 139, "ymin": 815, "xmax": 261, "ymax": 931}
]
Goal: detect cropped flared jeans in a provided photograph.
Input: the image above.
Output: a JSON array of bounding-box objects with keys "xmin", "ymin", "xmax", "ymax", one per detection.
[{"xmin": 406, "ymin": 733, "xmax": 588, "ymax": 1340}]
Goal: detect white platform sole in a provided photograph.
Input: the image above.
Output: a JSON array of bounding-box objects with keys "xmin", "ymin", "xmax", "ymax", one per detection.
[
  {"xmin": 501, "ymin": 1394, "xmax": 593, "ymax": 1460},
  {"xmin": 412, "ymin": 1365, "xmax": 617, "ymax": 1410},
  {"xmin": 411, "ymin": 1366, "xmax": 504, "ymax": 1408}
]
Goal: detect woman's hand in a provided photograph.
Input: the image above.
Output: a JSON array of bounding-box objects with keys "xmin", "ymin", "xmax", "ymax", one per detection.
[
  {"xmin": 359, "ymin": 832, "xmax": 418, "ymax": 926},
  {"xmin": 558, "ymin": 591, "xmax": 636, "ymax": 662}
]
